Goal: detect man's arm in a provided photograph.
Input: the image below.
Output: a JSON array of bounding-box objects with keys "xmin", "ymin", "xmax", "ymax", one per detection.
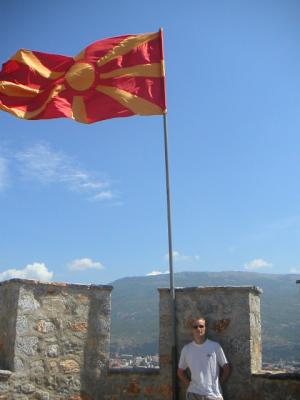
[
  {"xmin": 219, "ymin": 363, "xmax": 231, "ymax": 384},
  {"xmin": 177, "ymin": 368, "xmax": 190, "ymax": 386}
]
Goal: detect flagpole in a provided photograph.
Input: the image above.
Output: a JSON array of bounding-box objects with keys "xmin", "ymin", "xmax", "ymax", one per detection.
[
  {"xmin": 162, "ymin": 112, "xmax": 178, "ymax": 400},
  {"xmin": 159, "ymin": 27, "xmax": 178, "ymax": 400}
]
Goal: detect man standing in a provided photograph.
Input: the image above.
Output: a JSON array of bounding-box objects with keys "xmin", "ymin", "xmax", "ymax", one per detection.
[{"xmin": 178, "ymin": 317, "xmax": 230, "ymax": 400}]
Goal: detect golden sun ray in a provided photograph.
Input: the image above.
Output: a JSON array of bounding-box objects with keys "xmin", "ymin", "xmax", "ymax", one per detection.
[
  {"xmin": 0, "ymin": 81, "xmax": 41, "ymax": 97},
  {"xmin": 100, "ymin": 63, "xmax": 164, "ymax": 79},
  {"xmin": 96, "ymin": 85, "xmax": 164, "ymax": 115},
  {"xmin": 73, "ymin": 49, "xmax": 85, "ymax": 62},
  {"xmin": 97, "ymin": 32, "xmax": 159, "ymax": 67},
  {"xmin": 0, "ymin": 84, "xmax": 65, "ymax": 119},
  {"xmin": 11, "ymin": 49, "xmax": 66, "ymax": 80},
  {"xmin": 71, "ymin": 96, "xmax": 88, "ymax": 123}
]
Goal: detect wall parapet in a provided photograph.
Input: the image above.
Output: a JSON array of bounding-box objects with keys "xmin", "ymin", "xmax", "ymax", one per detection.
[
  {"xmin": 252, "ymin": 371, "xmax": 300, "ymax": 381},
  {"xmin": 158, "ymin": 285, "xmax": 263, "ymax": 294},
  {"xmin": 0, "ymin": 278, "xmax": 113, "ymax": 291},
  {"xmin": 0, "ymin": 279, "xmax": 299, "ymax": 399},
  {"xmin": 0, "ymin": 278, "xmax": 113, "ymax": 399},
  {"xmin": 108, "ymin": 368, "xmax": 160, "ymax": 375},
  {"xmin": 0, "ymin": 369, "xmax": 12, "ymax": 380}
]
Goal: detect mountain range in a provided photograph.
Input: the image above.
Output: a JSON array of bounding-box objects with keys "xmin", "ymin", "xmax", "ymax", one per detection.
[{"xmin": 109, "ymin": 271, "xmax": 300, "ymax": 363}]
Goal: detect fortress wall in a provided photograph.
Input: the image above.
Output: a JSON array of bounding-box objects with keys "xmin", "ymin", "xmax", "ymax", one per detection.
[
  {"xmin": 0, "ymin": 279, "xmax": 299, "ymax": 399},
  {"xmin": 0, "ymin": 279, "xmax": 112, "ymax": 400},
  {"xmin": 102, "ymin": 286, "xmax": 262, "ymax": 400},
  {"xmin": 163, "ymin": 286, "xmax": 262, "ymax": 400}
]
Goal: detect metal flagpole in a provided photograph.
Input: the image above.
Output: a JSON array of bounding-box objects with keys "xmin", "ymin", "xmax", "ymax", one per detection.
[
  {"xmin": 162, "ymin": 112, "xmax": 178, "ymax": 400},
  {"xmin": 159, "ymin": 27, "xmax": 178, "ymax": 400}
]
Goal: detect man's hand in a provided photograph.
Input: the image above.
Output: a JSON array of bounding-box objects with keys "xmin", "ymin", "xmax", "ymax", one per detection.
[
  {"xmin": 177, "ymin": 368, "xmax": 190, "ymax": 386},
  {"xmin": 220, "ymin": 363, "xmax": 231, "ymax": 384}
]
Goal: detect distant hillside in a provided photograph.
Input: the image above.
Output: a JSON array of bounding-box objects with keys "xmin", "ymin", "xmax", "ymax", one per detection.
[{"xmin": 110, "ymin": 271, "xmax": 300, "ymax": 363}]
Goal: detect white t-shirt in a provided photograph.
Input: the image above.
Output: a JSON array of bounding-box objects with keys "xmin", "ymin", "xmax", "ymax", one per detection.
[{"xmin": 178, "ymin": 339, "xmax": 228, "ymax": 399}]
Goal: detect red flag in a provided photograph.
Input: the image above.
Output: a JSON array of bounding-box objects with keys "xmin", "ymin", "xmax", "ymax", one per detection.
[{"xmin": 0, "ymin": 31, "xmax": 166, "ymax": 123}]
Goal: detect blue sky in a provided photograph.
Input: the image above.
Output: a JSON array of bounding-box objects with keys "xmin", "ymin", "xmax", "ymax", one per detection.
[{"xmin": 1, "ymin": 0, "xmax": 300, "ymax": 284}]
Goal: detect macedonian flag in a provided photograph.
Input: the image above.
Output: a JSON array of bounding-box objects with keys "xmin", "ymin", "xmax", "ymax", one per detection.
[{"xmin": 0, "ymin": 31, "xmax": 166, "ymax": 123}]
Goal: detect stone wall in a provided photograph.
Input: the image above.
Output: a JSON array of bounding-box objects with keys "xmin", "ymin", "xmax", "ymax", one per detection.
[
  {"xmin": 0, "ymin": 279, "xmax": 112, "ymax": 399},
  {"xmin": 172, "ymin": 286, "xmax": 261, "ymax": 400},
  {"xmin": 0, "ymin": 279, "xmax": 299, "ymax": 400}
]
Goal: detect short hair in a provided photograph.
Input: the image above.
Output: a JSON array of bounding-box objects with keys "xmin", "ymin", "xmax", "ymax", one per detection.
[{"xmin": 187, "ymin": 316, "xmax": 206, "ymax": 329}]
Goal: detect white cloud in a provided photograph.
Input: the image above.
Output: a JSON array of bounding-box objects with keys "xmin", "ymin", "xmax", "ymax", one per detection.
[
  {"xmin": 244, "ymin": 258, "xmax": 272, "ymax": 271},
  {"xmin": 0, "ymin": 156, "xmax": 8, "ymax": 191},
  {"xmin": 147, "ymin": 270, "xmax": 163, "ymax": 276},
  {"xmin": 89, "ymin": 190, "xmax": 114, "ymax": 201},
  {"xmin": 146, "ymin": 270, "xmax": 169, "ymax": 276},
  {"xmin": 16, "ymin": 143, "xmax": 114, "ymax": 201},
  {"xmin": 165, "ymin": 250, "xmax": 199, "ymax": 263},
  {"xmin": 289, "ymin": 268, "xmax": 300, "ymax": 274},
  {"xmin": 68, "ymin": 258, "xmax": 104, "ymax": 271},
  {"xmin": 0, "ymin": 262, "xmax": 53, "ymax": 282}
]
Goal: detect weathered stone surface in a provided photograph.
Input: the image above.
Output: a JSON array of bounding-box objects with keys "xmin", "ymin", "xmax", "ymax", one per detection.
[
  {"xmin": 59, "ymin": 359, "xmax": 80, "ymax": 373},
  {"xmin": 35, "ymin": 320, "xmax": 56, "ymax": 333},
  {"xmin": 16, "ymin": 336, "xmax": 39, "ymax": 356},
  {"xmin": 47, "ymin": 360, "xmax": 59, "ymax": 373},
  {"xmin": 21, "ymin": 383, "xmax": 35, "ymax": 393},
  {"xmin": 14, "ymin": 357, "xmax": 25, "ymax": 371},
  {"xmin": 214, "ymin": 318, "xmax": 230, "ymax": 332},
  {"xmin": 41, "ymin": 296, "xmax": 66, "ymax": 312},
  {"xmin": 30, "ymin": 368, "xmax": 44, "ymax": 385},
  {"xmin": 0, "ymin": 369, "xmax": 12, "ymax": 379},
  {"xmin": 16, "ymin": 316, "xmax": 30, "ymax": 335},
  {"xmin": 35, "ymin": 391, "xmax": 50, "ymax": 400},
  {"xmin": 30, "ymin": 360, "xmax": 44, "ymax": 369},
  {"xmin": 60, "ymin": 339, "xmax": 82, "ymax": 355},
  {"xmin": 124, "ymin": 379, "xmax": 141, "ymax": 394},
  {"xmin": 47, "ymin": 344, "xmax": 59, "ymax": 357},
  {"xmin": 0, "ymin": 279, "xmax": 299, "ymax": 400},
  {"xmin": 18, "ymin": 289, "xmax": 40, "ymax": 311},
  {"xmin": 68, "ymin": 321, "xmax": 88, "ymax": 332}
]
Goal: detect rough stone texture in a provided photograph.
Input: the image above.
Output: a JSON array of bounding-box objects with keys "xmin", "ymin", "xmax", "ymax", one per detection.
[
  {"xmin": 0, "ymin": 280, "xmax": 19, "ymax": 370},
  {"xmin": 0, "ymin": 279, "xmax": 299, "ymax": 399},
  {"xmin": 162, "ymin": 286, "xmax": 262, "ymax": 400},
  {"xmin": 0, "ymin": 279, "xmax": 112, "ymax": 400},
  {"xmin": 103, "ymin": 369, "xmax": 164, "ymax": 400},
  {"xmin": 251, "ymin": 372, "xmax": 300, "ymax": 400}
]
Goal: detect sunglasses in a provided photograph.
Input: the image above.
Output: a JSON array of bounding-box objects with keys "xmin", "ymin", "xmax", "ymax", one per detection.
[{"xmin": 193, "ymin": 324, "xmax": 205, "ymax": 329}]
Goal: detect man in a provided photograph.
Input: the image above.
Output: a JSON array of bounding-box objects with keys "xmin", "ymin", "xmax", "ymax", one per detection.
[{"xmin": 178, "ymin": 317, "xmax": 231, "ymax": 400}]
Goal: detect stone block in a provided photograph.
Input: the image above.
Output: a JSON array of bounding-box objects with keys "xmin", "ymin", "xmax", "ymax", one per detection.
[
  {"xmin": 47, "ymin": 360, "xmax": 59, "ymax": 373},
  {"xmin": 47, "ymin": 344, "xmax": 59, "ymax": 358},
  {"xmin": 124, "ymin": 379, "xmax": 141, "ymax": 394},
  {"xmin": 0, "ymin": 380, "xmax": 9, "ymax": 392},
  {"xmin": 35, "ymin": 320, "xmax": 56, "ymax": 334},
  {"xmin": 16, "ymin": 336, "xmax": 39, "ymax": 356},
  {"xmin": 21, "ymin": 383, "xmax": 35, "ymax": 394},
  {"xmin": 35, "ymin": 391, "xmax": 50, "ymax": 400},
  {"xmin": 16, "ymin": 316, "xmax": 30, "ymax": 335},
  {"xmin": 59, "ymin": 359, "xmax": 80, "ymax": 373},
  {"xmin": 68, "ymin": 321, "xmax": 88, "ymax": 332},
  {"xmin": 18, "ymin": 290, "xmax": 40, "ymax": 312},
  {"xmin": 0, "ymin": 369, "xmax": 12, "ymax": 380}
]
